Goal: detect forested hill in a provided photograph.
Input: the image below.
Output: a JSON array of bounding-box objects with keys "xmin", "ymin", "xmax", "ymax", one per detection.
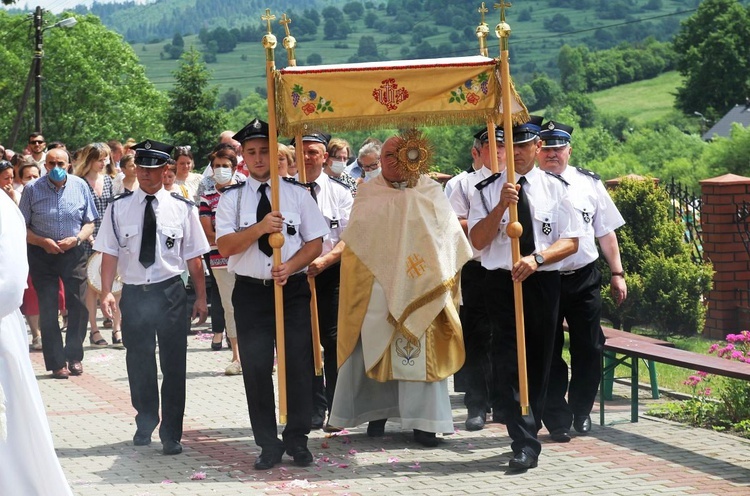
[{"xmin": 77, "ymin": 0, "xmax": 698, "ymax": 48}]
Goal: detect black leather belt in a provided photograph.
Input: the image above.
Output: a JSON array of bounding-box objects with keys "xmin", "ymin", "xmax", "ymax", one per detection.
[
  {"xmin": 125, "ymin": 275, "xmax": 182, "ymax": 292},
  {"xmin": 235, "ymin": 273, "xmax": 306, "ymax": 286},
  {"xmin": 465, "ymin": 260, "xmax": 483, "ymax": 268},
  {"xmin": 560, "ymin": 261, "xmax": 597, "ymax": 276}
]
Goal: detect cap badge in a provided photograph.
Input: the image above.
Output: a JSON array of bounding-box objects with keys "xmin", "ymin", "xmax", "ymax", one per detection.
[
  {"xmin": 144, "ymin": 141, "xmax": 152, "ymax": 150},
  {"xmin": 253, "ymin": 120, "xmax": 261, "ymax": 129},
  {"xmin": 547, "ymin": 122, "xmax": 555, "ymax": 130}
]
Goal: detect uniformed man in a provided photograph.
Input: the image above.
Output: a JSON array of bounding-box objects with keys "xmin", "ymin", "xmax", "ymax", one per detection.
[
  {"xmin": 95, "ymin": 139, "xmax": 209, "ymax": 456},
  {"xmin": 294, "ymin": 132, "xmax": 354, "ymax": 431},
  {"xmin": 468, "ymin": 116, "xmax": 582, "ymax": 471},
  {"xmin": 448, "ymin": 127, "xmax": 506, "ymax": 431},
  {"xmin": 537, "ymin": 121, "xmax": 627, "ymax": 442},
  {"xmin": 214, "ymin": 119, "xmax": 328, "ymax": 470}
]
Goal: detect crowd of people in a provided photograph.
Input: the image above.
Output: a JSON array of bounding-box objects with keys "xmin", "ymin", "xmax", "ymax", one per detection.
[{"xmin": 0, "ymin": 114, "xmax": 627, "ymax": 495}]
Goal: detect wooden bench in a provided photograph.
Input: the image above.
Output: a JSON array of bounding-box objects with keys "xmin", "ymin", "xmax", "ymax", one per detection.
[
  {"xmin": 600, "ymin": 334, "xmax": 750, "ymax": 425},
  {"xmin": 602, "ymin": 327, "xmax": 673, "ymax": 401}
]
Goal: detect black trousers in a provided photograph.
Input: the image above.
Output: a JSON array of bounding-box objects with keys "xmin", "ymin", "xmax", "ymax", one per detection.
[
  {"xmin": 120, "ymin": 276, "xmax": 188, "ymax": 443},
  {"xmin": 233, "ymin": 274, "xmax": 313, "ymax": 451},
  {"xmin": 543, "ymin": 262, "xmax": 604, "ymax": 431},
  {"xmin": 203, "ymin": 252, "xmax": 225, "ymax": 334},
  {"xmin": 311, "ymin": 262, "xmax": 340, "ymax": 417},
  {"xmin": 27, "ymin": 244, "xmax": 88, "ymax": 371},
  {"xmin": 485, "ymin": 269, "xmax": 560, "ymax": 457},
  {"xmin": 456, "ymin": 261, "xmax": 495, "ymax": 412}
]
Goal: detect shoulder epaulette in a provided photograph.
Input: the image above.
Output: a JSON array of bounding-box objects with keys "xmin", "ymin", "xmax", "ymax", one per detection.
[
  {"xmin": 544, "ymin": 170, "xmax": 570, "ymax": 186},
  {"xmin": 575, "ymin": 166, "xmax": 600, "ymax": 181},
  {"xmin": 474, "ymin": 173, "xmax": 502, "ymax": 191},
  {"xmin": 218, "ymin": 182, "xmax": 244, "ymax": 194},
  {"xmin": 282, "ymin": 176, "xmax": 309, "ymax": 189},
  {"xmin": 171, "ymin": 192, "xmax": 196, "ymax": 206},
  {"xmin": 111, "ymin": 190, "xmax": 133, "ymax": 202},
  {"xmin": 328, "ymin": 175, "xmax": 351, "ymax": 190}
]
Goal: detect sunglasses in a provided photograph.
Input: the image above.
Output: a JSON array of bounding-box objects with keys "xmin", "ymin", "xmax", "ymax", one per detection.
[
  {"xmin": 30, "ymin": 140, "xmax": 45, "ymax": 145},
  {"xmin": 47, "ymin": 161, "xmax": 67, "ymax": 167}
]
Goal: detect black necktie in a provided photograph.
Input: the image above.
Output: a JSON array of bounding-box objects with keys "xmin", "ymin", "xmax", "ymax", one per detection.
[
  {"xmin": 139, "ymin": 195, "xmax": 156, "ymax": 268},
  {"xmin": 517, "ymin": 177, "xmax": 535, "ymax": 256},
  {"xmin": 257, "ymin": 183, "xmax": 273, "ymax": 257},
  {"xmin": 307, "ymin": 182, "xmax": 318, "ymax": 203}
]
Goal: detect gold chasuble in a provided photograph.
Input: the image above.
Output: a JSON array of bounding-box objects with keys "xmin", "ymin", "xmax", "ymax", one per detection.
[{"xmin": 338, "ymin": 175, "xmax": 472, "ymax": 382}]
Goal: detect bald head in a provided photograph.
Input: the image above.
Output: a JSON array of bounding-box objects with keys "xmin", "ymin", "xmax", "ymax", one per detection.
[{"xmin": 380, "ymin": 137, "xmax": 404, "ymax": 183}]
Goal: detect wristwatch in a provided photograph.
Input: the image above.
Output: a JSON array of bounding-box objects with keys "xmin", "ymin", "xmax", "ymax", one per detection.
[
  {"xmin": 533, "ymin": 253, "xmax": 545, "ymax": 267},
  {"xmin": 76, "ymin": 236, "xmax": 82, "ymax": 246},
  {"xmin": 611, "ymin": 271, "xmax": 625, "ymax": 278}
]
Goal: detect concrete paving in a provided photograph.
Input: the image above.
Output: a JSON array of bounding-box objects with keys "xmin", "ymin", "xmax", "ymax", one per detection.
[{"xmin": 27, "ymin": 319, "xmax": 750, "ymax": 496}]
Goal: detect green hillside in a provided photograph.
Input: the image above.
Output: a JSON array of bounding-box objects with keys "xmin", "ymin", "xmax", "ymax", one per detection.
[
  {"xmin": 590, "ymin": 71, "xmax": 682, "ymax": 123},
  {"xmin": 130, "ymin": 0, "xmax": 697, "ymax": 100}
]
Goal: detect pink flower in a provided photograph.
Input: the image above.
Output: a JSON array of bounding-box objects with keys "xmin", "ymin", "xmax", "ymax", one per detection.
[
  {"xmin": 703, "ymin": 388, "xmax": 712, "ymax": 396},
  {"xmin": 696, "ymin": 370, "xmax": 708, "ymax": 377},
  {"xmin": 732, "ymin": 350, "xmax": 744, "ymax": 360},
  {"xmin": 726, "ymin": 334, "xmax": 738, "ymax": 343},
  {"xmin": 708, "ymin": 343, "xmax": 719, "ymax": 353}
]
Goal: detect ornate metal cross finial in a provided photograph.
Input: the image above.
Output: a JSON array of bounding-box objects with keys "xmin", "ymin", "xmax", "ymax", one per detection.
[
  {"xmin": 280, "ymin": 13, "xmax": 292, "ymax": 37},
  {"xmin": 262, "ymin": 9, "xmax": 276, "ymax": 34},
  {"xmin": 494, "ymin": 0, "xmax": 512, "ymax": 22},
  {"xmin": 478, "ymin": 2, "xmax": 489, "ymax": 24}
]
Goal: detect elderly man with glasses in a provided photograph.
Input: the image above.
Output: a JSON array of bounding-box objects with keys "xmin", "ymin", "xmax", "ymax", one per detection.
[{"xmin": 19, "ymin": 147, "xmax": 98, "ymax": 379}]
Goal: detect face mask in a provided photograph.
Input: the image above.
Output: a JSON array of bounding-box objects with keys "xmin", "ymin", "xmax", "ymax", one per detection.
[
  {"xmin": 213, "ymin": 167, "xmax": 233, "ymax": 185},
  {"xmin": 49, "ymin": 166, "xmax": 67, "ymax": 182},
  {"xmin": 365, "ymin": 168, "xmax": 381, "ymax": 180},
  {"xmin": 329, "ymin": 160, "xmax": 346, "ymax": 175}
]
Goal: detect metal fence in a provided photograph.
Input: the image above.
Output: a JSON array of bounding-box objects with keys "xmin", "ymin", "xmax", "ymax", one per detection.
[{"xmin": 663, "ymin": 178, "xmax": 703, "ymax": 264}]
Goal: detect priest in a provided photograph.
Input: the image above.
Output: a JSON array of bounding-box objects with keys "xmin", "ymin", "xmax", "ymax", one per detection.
[{"xmin": 329, "ymin": 130, "xmax": 472, "ymax": 447}]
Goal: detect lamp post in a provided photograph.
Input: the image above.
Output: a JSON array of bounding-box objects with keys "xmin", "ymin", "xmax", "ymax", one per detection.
[{"xmin": 33, "ymin": 6, "xmax": 77, "ymax": 133}]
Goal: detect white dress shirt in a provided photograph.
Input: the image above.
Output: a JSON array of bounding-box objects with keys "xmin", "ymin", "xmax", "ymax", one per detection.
[
  {"xmin": 94, "ymin": 187, "xmax": 210, "ymax": 285},
  {"xmin": 449, "ymin": 166, "xmax": 493, "ymax": 261},
  {"xmin": 558, "ymin": 165, "xmax": 625, "ymax": 271},
  {"xmin": 310, "ymin": 174, "xmax": 354, "ymax": 257},
  {"xmin": 468, "ymin": 166, "xmax": 583, "ymax": 271},
  {"xmin": 214, "ymin": 176, "xmax": 329, "ymax": 279}
]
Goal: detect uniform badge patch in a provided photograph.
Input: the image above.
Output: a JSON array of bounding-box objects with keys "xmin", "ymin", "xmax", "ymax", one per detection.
[
  {"xmin": 542, "ymin": 223, "xmax": 552, "ymax": 235},
  {"xmin": 166, "ymin": 237, "xmax": 175, "ymax": 249},
  {"xmin": 582, "ymin": 212, "xmax": 591, "ymax": 224},
  {"xmin": 286, "ymin": 224, "xmax": 297, "ymax": 236}
]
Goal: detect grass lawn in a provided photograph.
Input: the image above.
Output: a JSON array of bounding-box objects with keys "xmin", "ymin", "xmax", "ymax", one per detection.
[{"xmin": 589, "ymin": 71, "xmax": 683, "ymax": 124}]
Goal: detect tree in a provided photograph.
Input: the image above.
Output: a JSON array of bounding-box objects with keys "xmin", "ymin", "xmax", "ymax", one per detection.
[
  {"xmin": 218, "ymin": 87, "xmax": 242, "ymax": 110},
  {"xmin": 601, "ymin": 178, "xmax": 713, "ymax": 335},
  {"xmin": 343, "ymin": 2, "xmax": 365, "ymax": 20},
  {"xmin": 226, "ymin": 91, "xmax": 269, "ymax": 131},
  {"xmin": 558, "ymin": 45, "xmax": 586, "ymax": 93},
  {"xmin": 673, "ymin": 0, "xmax": 750, "ymax": 116},
  {"xmin": 166, "ymin": 48, "xmax": 226, "ymax": 166},
  {"xmin": 0, "ymin": 12, "xmax": 166, "ymax": 149}
]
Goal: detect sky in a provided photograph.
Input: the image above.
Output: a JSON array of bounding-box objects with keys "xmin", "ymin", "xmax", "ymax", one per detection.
[{"xmin": 2, "ymin": 0, "xmax": 147, "ymax": 14}]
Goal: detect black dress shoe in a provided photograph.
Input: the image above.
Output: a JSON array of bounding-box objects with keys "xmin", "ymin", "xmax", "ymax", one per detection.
[
  {"xmin": 133, "ymin": 433, "xmax": 152, "ymax": 446},
  {"xmin": 573, "ymin": 414, "xmax": 592, "ymax": 434},
  {"xmin": 287, "ymin": 446, "xmax": 314, "ymax": 467},
  {"xmin": 549, "ymin": 428, "xmax": 571, "ymax": 443},
  {"xmin": 413, "ymin": 429, "xmax": 439, "ymax": 448},
  {"xmin": 162, "ymin": 440, "xmax": 183, "ymax": 455},
  {"xmin": 68, "ymin": 360, "xmax": 83, "ymax": 376},
  {"xmin": 254, "ymin": 449, "xmax": 283, "ymax": 470},
  {"xmin": 508, "ymin": 450, "xmax": 538, "ymax": 471},
  {"xmin": 367, "ymin": 419, "xmax": 387, "ymax": 437},
  {"xmin": 465, "ymin": 410, "xmax": 486, "ymax": 431}
]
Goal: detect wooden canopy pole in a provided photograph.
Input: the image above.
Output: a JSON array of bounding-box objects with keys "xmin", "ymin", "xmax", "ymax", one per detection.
[
  {"xmin": 495, "ymin": 1, "xmax": 531, "ymax": 418},
  {"xmin": 261, "ymin": 8, "xmax": 288, "ymax": 425},
  {"xmin": 281, "ymin": 13, "xmax": 324, "ymax": 377}
]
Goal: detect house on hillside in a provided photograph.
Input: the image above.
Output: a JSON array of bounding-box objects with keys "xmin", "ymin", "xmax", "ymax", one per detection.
[{"xmin": 702, "ymin": 100, "xmax": 750, "ymax": 140}]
